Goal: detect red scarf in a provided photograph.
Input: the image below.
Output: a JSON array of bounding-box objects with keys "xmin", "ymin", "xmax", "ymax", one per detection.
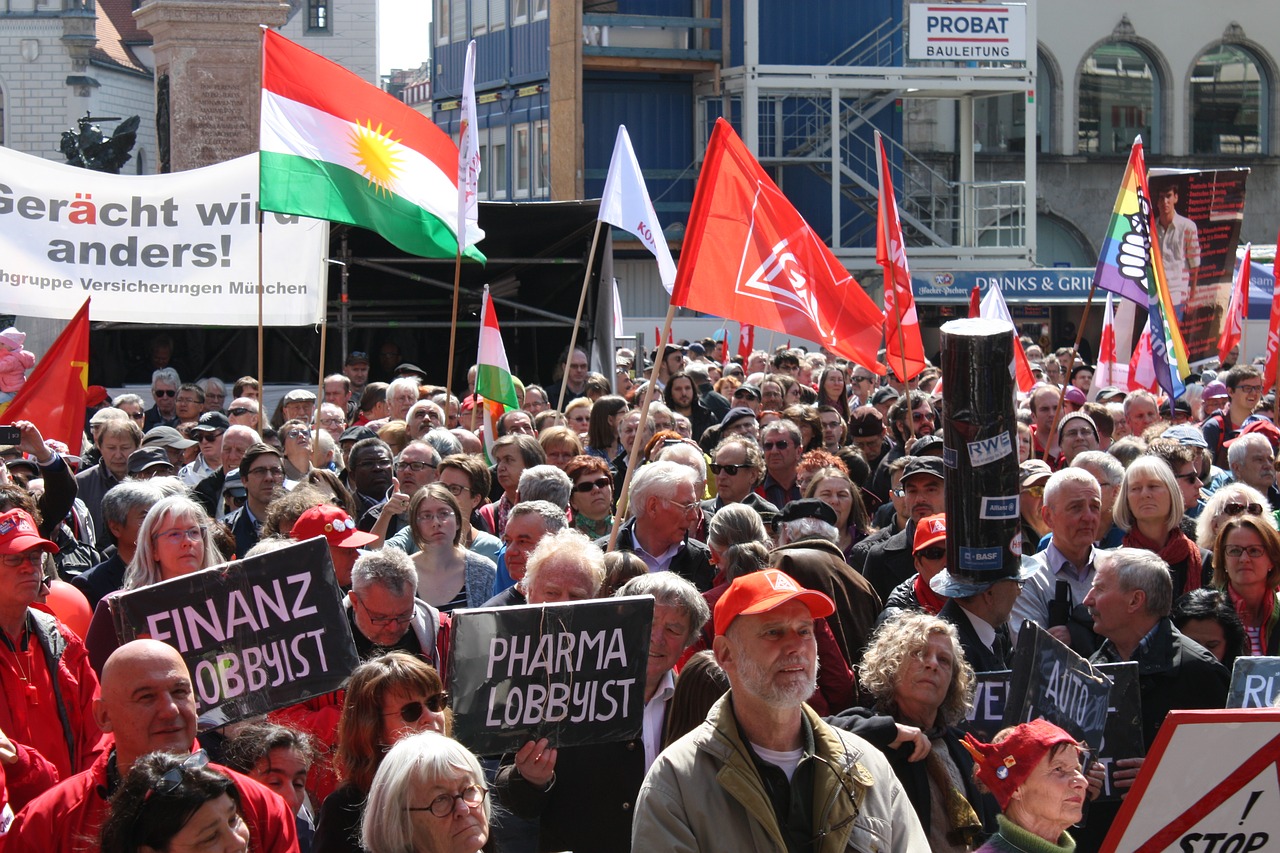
[
  {"xmin": 914, "ymin": 573, "xmax": 947, "ymax": 614},
  {"xmin": 1122, "ymin": 526, "xmax": 1202, "ymax": 596}
]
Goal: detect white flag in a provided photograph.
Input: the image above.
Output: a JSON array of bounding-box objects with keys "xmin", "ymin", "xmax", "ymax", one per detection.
[
  {"xmin": 599, "ymin": 125, "xmax": 676, "ymax": 292},
  {"xmin": 457, "ymin": 39, "xmax": 484, "ymax": 248}
]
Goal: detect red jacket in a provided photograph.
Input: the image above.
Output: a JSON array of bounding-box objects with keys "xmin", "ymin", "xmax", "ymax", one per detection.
[{"xmin": 6, "ymin": 745, "xmax": 300, "ymax": 853}]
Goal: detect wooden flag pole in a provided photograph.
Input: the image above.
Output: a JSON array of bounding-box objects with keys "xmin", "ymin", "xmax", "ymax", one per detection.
[
  {"xmin": 445, "ymin": 244, "xmax": 464, "ymax": 406},
  {"xmin": 311, "ymin": 317, "xmax": 328, "ymax": 467},
  {"xmin": 1041, "ymin": 280, "xmax": 1100, "ymax": 464},
  {"xmin": 558, "ymin": 220, "xmax": 605, "ymax": 413},
  {"xmin": 608, "ymin": 301, "xmax": 676, "ymax": 552}
]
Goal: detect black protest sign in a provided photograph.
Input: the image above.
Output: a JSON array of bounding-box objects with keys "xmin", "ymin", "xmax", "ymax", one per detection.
[
  {"xmin": 1228, "ymin": 657, "xmax": 1280, "ymax": 708},
  {"xmin": 1003, "ymin": 620, "xmax": 1112, "ymax": 750},
  {"xmin": 448, "ymin": 595, "xmax": 654, "ymax": 756},
  {"xmin": 959, "ymin": 670, "xmax": 1013, "ymax": 743},
  {"xmin": 1093, "ymin": 662, "xmax": 1144, "ymax": 802},
  {"xmin": 111, "ymin": 536, "xmax": 359, "ymax": 730}
]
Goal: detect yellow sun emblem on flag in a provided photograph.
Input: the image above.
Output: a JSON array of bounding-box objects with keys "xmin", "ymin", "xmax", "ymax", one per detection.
[{"xmin": 348, "ymin": 119, "xmax": 404, "ymax": 195}]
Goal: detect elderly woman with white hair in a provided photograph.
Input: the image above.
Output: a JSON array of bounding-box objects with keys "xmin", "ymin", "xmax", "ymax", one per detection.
[
  {"xmin": 1197, "ymin": 482, "xmax": 1272, "ymax": 551},
  {"xmin": 1114, "ymin": 455, "xmax": 1208, "ymax": 597}
]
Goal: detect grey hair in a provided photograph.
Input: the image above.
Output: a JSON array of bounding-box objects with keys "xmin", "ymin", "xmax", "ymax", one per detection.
[
  {"xmin": 1071, "ymin": 450, "xmax": 1124, "ymax": 487},
  {"xmin": 361, "ymin": 731, "xmax": 488, "ymax": 853},
  {"xmin": 518, "ymin": 464, "xmax": 573, "ymax": 510},
  {"xmin": 779, "ymin": 517, "xmax": 839, "ymax": 544},
  {"xmin": 386, "ymin": 376, "xmax": 421, "ymax": 404},
  {"xmin": 630, "ymin": 460, "xmax": 695, "ymax": 514},
  {"xmin": 707, "ymin": 503, "xmax": 767, "ymax": 553},
  {"xmin": 124, "ymin": 495, "xmax": 222, "ymax": 590},
  {"xmin": 617, "ymin": 572, "xmax": 710, "ymax": 647},
  {"xmin": 150, "ymin": 367, "xmax": 180, "ymax": 390},
  {"xmin": 507, "ymin": 499, "xmax": 568, "ymax": 534},
  {"xmin": 100, "ymin": 480, "xmax": 164, "ymax": 534},
  {"xmin": 1197, "ymin": 483, "xmax": 1272, "ymax": 550},
  {"xmin": 396, "ymin": 440, "xmax": 441, "ymax": 466},
  {"xmin": 422, "ymin": 427, "xmax": 463, "ymax": 458},
  {"xmin": 655, "ymin": 443, "xmax": 707, "ymax": 483},
  {"xmin": 352, "ymin": 547, "xmax": 418, "ymax": 596},
  {"xmin": 1043, "ymin": 467, "xmax": 1100, "ymax": 509},
  {"xmin": 1096, "ymin": 546, "xmax": 1173, "ymax": 618},
  {"xmin": 760, "ymin": 418, "xmax": 802, "ymax": 446},
  {"xmin": 112, "ymin": 393, "xmax": 145, "ymax": 409},
  {"xmin": 1228, "ymin": 433, "xmax": 1273, "ymax": 470},
  {"xmin": 1112, "ymin": 455, "xmax": 1183, "ymax": 534},
  {"xmin": 197, "ymin": 377, "xmax": 226, "ymax": 397},
  {"xmin": 524, "ymin": 528, "xmax": 605, "ymax": 597},
  {"xmin": 243, "ymin": 537, "xmax": 295, "ymax": 558}
]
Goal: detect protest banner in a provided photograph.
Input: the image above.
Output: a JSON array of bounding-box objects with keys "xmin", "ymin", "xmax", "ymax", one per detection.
[
  {"xmin": 110, "ymin": 537, "xmax": 358, "ymax": 729},
  {"xmin": 0, "ymin": 145, "xmax": 327, "ymax": 325},
  {"xmin": 1104, "ymin": 709, "xmax": 1280, "ymax": 853},
  {"xmin": 959, "ymin": 670, "xmax": 1012, "ymax": 742},
  {"xmin": 1004, "ymin": 621, "xmax": 1113, "ymax": 751},
  {"xmin": 447, "ymin": 595, "xmax": 654, "ymax": 756},
  {"xmin": 1147, "ymin": 168, "xmax": 1249, "ymax": 364},
  {"xmin": 1228, "ymin": 656, "xmax": 1280, "ymax": 708}
]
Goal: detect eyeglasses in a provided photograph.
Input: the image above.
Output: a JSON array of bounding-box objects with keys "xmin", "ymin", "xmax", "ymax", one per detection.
[
  {"xmin": 384, "ymin": 693, "xmax": 450, "ymax": 725},
  {"xmin": 0, "ymin": 551, "xmax": 44, "ymax": 569},
  {"xmin": 320, "ymin": 417, "xmax": 345, "ymax": 427},
  {"xmin": 1223, "ymin": 501, "xmax": 1265, "ymax": 516},
  {"xmin": 355, "ymin": 597, "xmax": 414, "ymax": 627},
  {"xmin": 355, "ymin": 456, "xmax": 393, "ymax": 469},
  {"xmin": 284, "ymin": 429, "xmax": 310, "ymax": 440},
  {"xmin": 408, "ymin": 784, "xmax": 488, "ymax": 818},
  {"xmin": 153, "ymin": 389, "xmax": 176, "ymax": 397},
  {"xmin": 1174, "ymin": 472, "xmax": 1202, "ymax": 485},
  {"xmin": 573, "ymin": 478, "xmax": 611, "ymax": 494},
  {"xmin": 911, "ymin": 411, "xmax": 935, "ymax": 422},
  {"xmin": 917, "ymin": 546, "xmax": 946, "ymax": 560},
  {"xmin": 148, "ymin": 750, "xmax": 209, "ymax": 799},
  {"xmin": 761, "ymin": 440, "xmax": 791, "ymax": 451},
  {"xmin": 1225, "ymin": 545, "xmax": 1267, "ymax": 560},
  {"xmin": 397, "ymin": 460, "xmax": 436, "ymax": 473},
  {"xmin": 1236, "ymin": 384, "xmax": 1264, "ymax": 395},
  {"xmin": 663, "ymin": 498, "xmax": 701, "ymax": 515},
  {"xmin": 710, "ymin": 463, "xmax": 753, "ymax": 476},
  {"xmin": 153, "ymin": 527, "xmax": 204, "ymax": 545},
  {"xmin": 198, "ymin": 431, "xmax": 224, "ymax": 443},
  {"xmin": 415, "ymin": 511, "xmax": 456, "ymax": 526},
  {"xmin": 228, "ymin": 407, "xmax": 257, "ymax": 417},
  {"xmin": 247, "ymin": 466, "xmax": 285, "ymax": 479},
  {"xmin": 127, "ymin": 412, "xmax": 145, "ymax": 421},
  {"xmin": 441, "ymin": 483, "xmax": 473, "ymax": 497}
]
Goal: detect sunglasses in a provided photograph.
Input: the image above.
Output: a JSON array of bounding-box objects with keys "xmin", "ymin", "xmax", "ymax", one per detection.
[
  {"xmin": 710, "ymin": 463, "xmax": 753, "ymax": 476},
  {"xmin": 917, "ymin": 546, "xmax": 946, "ymax": 560},
  {"xmin": 197, "ymin": 431, "xmax": 224, "ymax": 443},
  {"xmin": 1223, "ymin": 501, "xmax": 1265, "ymax": 516},
  {"xmin": 385, "ymin": 694, "xmax": 450, "ymax": 724},
  {"xmin": 153, "ymin": 389, "xmax": 176, "ymax": 397},
  {"xmin": 228, "ymin": 407, "xmax": 256, "ymax": 416},
  {"xmin": 148, "ymin": 750, "xmax": 209, "ymax": 799},
  {"xmin": 573, "ymin": 477, "xmax": 611, "ymax": 493},
  {"xmin": 762, "ymin": 440, "xmax": 791, "ymax": 451},
  {"xmin": 1174, "ymin": 472, "xmax": 1203, "ymax": 485}
]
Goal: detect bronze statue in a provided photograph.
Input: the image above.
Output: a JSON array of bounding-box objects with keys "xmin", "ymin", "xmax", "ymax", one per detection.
[{"xmin": 59, "ymin": 112, "xmax": 140, "ymax": 173}]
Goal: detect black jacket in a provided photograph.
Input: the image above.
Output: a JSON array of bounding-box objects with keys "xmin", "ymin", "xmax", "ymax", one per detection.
[
  {"xmin": 600, "ymin": 518, "xmax": 715, "ymax": 591},
  {"xmin": 860, "ymin": 519, "xmax": 918, "ymax": 604},
  {"xmin": 939, "ymin": 599, "xmax": 1010, "ymax": 673}
]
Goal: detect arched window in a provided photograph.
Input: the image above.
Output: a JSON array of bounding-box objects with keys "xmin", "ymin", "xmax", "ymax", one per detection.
[
  {"xmin": 1191, "ymin": 44, "xmax": 1265, "ymax": 154},
  {"xmin": 1078, "ymin": 42, "xmax": 1159, "ymax": 154}
]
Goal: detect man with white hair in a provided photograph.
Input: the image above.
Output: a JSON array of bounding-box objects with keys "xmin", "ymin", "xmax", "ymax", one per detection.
[
  {"xmin": 1226, "ymin": 431, "xmax": 1280, "ymax": 506},
  {"xmin": 192, "ymin": 424, "xmax": 260, "ymax": 519},
  {"xmin": 654, "ymin": 440, "xmax": 709, "ymax": 542},
  {"xmin": 604, "ymin": 460, "xmax": 714, "ymax": 591},
  {"xmin": 142, "ymin": 367, "xmax": 180, "ymax": 430}
]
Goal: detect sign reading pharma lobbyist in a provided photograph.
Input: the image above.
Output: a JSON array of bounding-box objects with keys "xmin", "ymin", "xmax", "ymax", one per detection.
[{"xmin": 0, "ymin": 146, "xmax": 327, "ymax": 325}]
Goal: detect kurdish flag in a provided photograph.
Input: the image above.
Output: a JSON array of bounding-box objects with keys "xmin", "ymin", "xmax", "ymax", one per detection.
[
  {"xmin": 1092, "ymin": 137, "xmax": 1190, "ymax": 399},
  {"xmin": 259, "ymin": 30, "xmax": 483, "ymax": 261}
]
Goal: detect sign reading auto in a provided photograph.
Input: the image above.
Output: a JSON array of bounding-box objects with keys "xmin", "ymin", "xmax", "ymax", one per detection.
[{"xmin": 908, "ymin": 4, "xmax": 1027, "ymax": 61}]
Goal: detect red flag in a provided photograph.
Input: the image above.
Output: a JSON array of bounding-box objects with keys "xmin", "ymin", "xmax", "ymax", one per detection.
[
  {"xmin": 1265, "ymin": 232, "xmax": 1280, "ymax": 387},
  {"xmin": 737, "ymin": 323, "xmax": 754, "ymax": 360},
  {"xmin": 1094, "ymin": 293, "xmax": 1127, "ymax": 392},
  {"xmin": 968, "ymin": 285, "xmax": 981, "ymax": 319},
  {"xmin": 1129, "ymin": 319, "xmax": 1159, "ymax": 393},
  {"xmin": 874, "ymin": 132, "xmax": 927, "ymax": 382},
  {"xmin": 1219, "ymin": 244, "xmax": 1250, "ymax": 365},
  {"xmin": 670, "ymin": 118, "xmax": 884, "ymax": 370},
  {"xmin": 0, "ymin": 300, "xmax": 90, "ymax": 452}
]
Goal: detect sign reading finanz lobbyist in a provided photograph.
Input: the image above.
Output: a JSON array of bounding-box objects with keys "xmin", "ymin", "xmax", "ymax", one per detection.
[{"xmin": 909, "ymin": 4, "xmax": 1028, "ymax": 62}]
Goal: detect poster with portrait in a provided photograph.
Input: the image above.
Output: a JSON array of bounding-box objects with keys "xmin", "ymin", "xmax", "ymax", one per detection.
[{"xmin": 1147, "ymin": 168, "xmax": 1249, "ymax": 365}]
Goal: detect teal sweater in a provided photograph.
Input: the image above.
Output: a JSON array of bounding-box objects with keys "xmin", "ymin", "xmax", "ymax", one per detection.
[{"xmin": 976, "ymin": 815, "xmax": 1076, "ymax": 853}]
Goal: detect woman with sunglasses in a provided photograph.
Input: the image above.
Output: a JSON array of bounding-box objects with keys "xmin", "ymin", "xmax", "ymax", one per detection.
[
  {"xmin": 564, "ymin": 455, "xmax": 614, "ymax": 539},
  {"xmin": 1113, "ymin": 455, "xmax": 1208, "ymax": 598},
  {"xmin": 1196, "ymin": 484, "xmax": 1271, "ymax": 552},
  {"xmin": 317, "ymin": 652, "xmax": 449, "ymax": 853},
  {"xmin": 100, "ymin": 751, "xmax": 251, "ymax": 853},
  {"xmin": 1210, "ymin": 515, "xmax": 1280, "ymax": 657},
  {"xmin": 362, "ymin": 730, "xmax": 494, "ymax": 853},
  {"xmin": 409, "ymin": 484, "xmax": 496, "ymax": 613},
  {"xmin": 85, "ymin": 494, "xmax": 224, "ymax": 673}
]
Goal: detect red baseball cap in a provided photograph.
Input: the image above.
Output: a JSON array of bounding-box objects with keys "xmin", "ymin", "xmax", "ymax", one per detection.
[
  {"xmin": 962, "ymin": 719, "xmax": 1081, "ymax": 809},
  {"xmin": 912, "ymin": 513, "xmax": 946, "ymax": 553},
  {"xmin": 291, "ymin": 504, "xmax": 378, "ymax": 549},
  {"xmin": 713, "ymin": 569, "xmax": 834, "ymax": 636},
  {"xmin": 0, "ymin": 508, "xmax": 59, "ymax": 555}
]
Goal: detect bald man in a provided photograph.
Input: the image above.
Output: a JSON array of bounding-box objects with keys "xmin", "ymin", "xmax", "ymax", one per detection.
[{"xmin": 7, "ymin": 640, "xmax": 299, "ymax": 853}]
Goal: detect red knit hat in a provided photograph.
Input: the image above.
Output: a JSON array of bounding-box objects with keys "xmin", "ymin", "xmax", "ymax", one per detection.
[{"xmin": 962, "ymin": 719, "xmax": 1080, "ymax": 809}]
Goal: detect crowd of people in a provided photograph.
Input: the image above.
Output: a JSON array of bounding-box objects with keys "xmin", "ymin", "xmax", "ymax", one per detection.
[{"xmin": 0, "ymin": 333, "xmax": 1267, "ymax": 852}]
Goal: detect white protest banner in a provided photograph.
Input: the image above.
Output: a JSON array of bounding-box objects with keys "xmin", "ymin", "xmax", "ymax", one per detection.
[
  {"xmin": 0, "ymin": 146, "xmax": 327, "ymax": 325},
  {"xmin": 1105, "ymin": 709, "xmax": 1280, "ymax": 852}
]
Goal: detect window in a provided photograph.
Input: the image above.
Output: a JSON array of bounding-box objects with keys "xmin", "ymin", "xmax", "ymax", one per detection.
[
  {"xmin": 513, "ymin": 0, "xmax": 527, "ymax": 25},
  {"xmin": 533, "ymin": 119, "xmax": 549, "ymax": 197},
  {"xmin": 489, "ymin": 126, "xmax": 508, "ymax": 199},
  {"xmin": 472, "ymin": 0, "xmax": 487, "ymax": 35},
  {"xmin": 435, "ymin": 0, "xmax": 449, "ymax": 45},
  {"xmin": 451, "ymin": 0, "xmax": 467, "ymax": 42},
  {"xmin": 1078, "ymin": 42, "xmax": 1159, "ymax": 154},
  {"xmin": 976, "ymin": 50, "xmax": 1053, "ymax": 154},
  {"xmin": 307, "ymin": 0, "xmax": 329, "ymax": 32},
  {"xmin": 1191, "ymin": 44, "xmax": 1265, "ymax": 154},
  {"xmin": 488, "ymin": 0, "xmax": 506, "ymax": 32},
  {"xmin": 532, "ymin": 0, "xmax": 547, "ymax": 21},
  {"xmin": 478, "ymin": 136, "xmax": 489, "ymax": 200},
  {"xmin": 514, "ymin": 124, "xmax": 530, "ymax": 197}
]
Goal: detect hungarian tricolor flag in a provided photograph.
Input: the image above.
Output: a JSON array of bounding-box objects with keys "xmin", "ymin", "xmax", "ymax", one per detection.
[
  {"xmin": 874, "ymin": 132, "xmax": 927, "ymax": 382},
  {"xmin": 671, "ymin": 118, "xmax": 883, "ymax": 370},
  {"xmin": 259, "ymin": 30, "xmax": 482, "ymax": 260},
  {"xmin": 0, "ymin": 299, "xmax": 90, "ymax": 452},
  {"xmin": 1219, "ymin": 244, "xmax": 1250, "ymax": 365}
]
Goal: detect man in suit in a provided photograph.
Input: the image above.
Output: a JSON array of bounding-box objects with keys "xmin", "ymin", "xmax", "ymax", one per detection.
[
  {"xmin": 223, "ymin": 443, "xmax": 284, "ymax": 558},
  {"xmin": 932, "ymin": 560, "xmax": 1035, "ymax": 674}
]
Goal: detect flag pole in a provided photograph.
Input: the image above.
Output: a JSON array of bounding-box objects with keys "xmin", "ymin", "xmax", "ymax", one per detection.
[
  {"xmin": 609, "ymin": 301, "xmax": 676, "ymax": 552},
  {"xmin": 311, "ymin": 316, "xmax": 328, "ymax": 467},
  {"xmin": 1041, "ymin": 280, "xmax": 1099, "ymax": 463},
  {"xmin": 558, "ymin": 220, "xmax": 604, "ymax": 413},
  {"xmin": 257, "ymin": 213, "xmax": 265, "ymax": 398},
  {"xmin": 445, "ymin": 244, "xmax": 463, "ymax": 407}
]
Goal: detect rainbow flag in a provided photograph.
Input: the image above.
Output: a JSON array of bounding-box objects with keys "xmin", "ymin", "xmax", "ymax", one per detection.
[{"xmin": 1092, "ymin": 137, "xmax": 1190, "ymax": 399}]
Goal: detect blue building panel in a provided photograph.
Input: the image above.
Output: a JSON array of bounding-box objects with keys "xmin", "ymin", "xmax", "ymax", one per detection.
[
  {"xmin": 509, "ymin": 17, "xmax": 550, "ymax": 83},
  {"xmin": 725, "ymin": 0, "xmax": 900, "ymax": 66}
]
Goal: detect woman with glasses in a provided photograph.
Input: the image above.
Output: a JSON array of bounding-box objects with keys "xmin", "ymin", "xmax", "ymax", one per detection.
[
  {"xmin": 318, "ymin": 652, "xmax": 450, "ymax": 853},
  {"xmin": 85, "ymin": 495, "xmax": 224, "ymax": 673},
  {"xmin": 409, "ymin": 484, "xmax": 496, "ymax": 613},
  {"xmin": 1209, "ymin": 515, "xmax": 1280, "ymax": 657},
  {"xmin": 564, "ymin": 455, "xmax": 614, "ymax": 539},
  {"xmin": 362, "ymin": 730, "xmax": 493, "ymax": 853},
  {"xmin": 1114, "ymin": 455, "xmax": 1207, "ymax": 598},
  {"xmin": 279, "ymin": 418, "xmax": 314, "ymax": 481},
  {"xmin": 100, "ymin": 751, "xmax": 251, "ymax": 853},
  {"xmin": 1196, "ymin": 483, "xmax": 1271, "ymax": 552}
]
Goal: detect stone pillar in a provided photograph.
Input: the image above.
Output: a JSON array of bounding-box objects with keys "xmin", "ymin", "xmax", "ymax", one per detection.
[{"xmin": 134, "ymin": 0, "xmax": 289, "ymax": 172}]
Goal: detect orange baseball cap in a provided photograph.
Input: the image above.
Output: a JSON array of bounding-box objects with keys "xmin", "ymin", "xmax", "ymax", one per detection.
[{"xmin": 713, "ymin": 569, "xmax": 834, "ymax": 636}]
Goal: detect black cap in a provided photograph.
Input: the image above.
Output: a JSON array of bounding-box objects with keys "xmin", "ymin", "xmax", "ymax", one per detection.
[
  {"xmin": 911, "ymin": 434, "xmax": 945, "ymax": 456},
  {"xmin": 340, "ymin": 425, "xmax": 377, "ymax": 444},
  {"xmin": 901, "ymin": 456, "xmax": 945, "ymax": 482},
  {"xmin": 345, "ymin": 351, "xmax": 370, "ymax": 366},
  {"xmin": 732, "ymin": 383, "xmax": 761, "ymax": 401},
  {"xmin": 394, "ymin": 363, "xmax": 429, "ymax": 380},
  {"xmin": 776, "ymin": 498, "xmax": 838, "ymax": 527},
  {"xmin": 193, "ymin": 411, "xmax": 230, "ymax": 433},
  {"xmin": 127, "ymin": 447, "xmax": 173, "ymax": 475},
  {"xmin": 871, "ymin": 386, "xmax": 901, "ymax": 406},
  {"xmin": 720, "ymin": 407, "xmax": 758, "ymax": 429}
]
